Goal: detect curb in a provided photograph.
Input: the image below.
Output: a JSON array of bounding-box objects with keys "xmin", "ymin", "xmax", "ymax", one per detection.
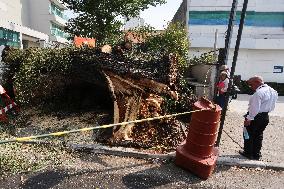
[
  {"xmin": 68, "ymin": 143, "xmax": 284, "ymax": 171},
  {"xmin": 217, "ymin": 157, "xmax": 284, "ymax": 171},
  {"xmin": 68, "ymin": 143, "xmax": 176, "ymax": 160}
]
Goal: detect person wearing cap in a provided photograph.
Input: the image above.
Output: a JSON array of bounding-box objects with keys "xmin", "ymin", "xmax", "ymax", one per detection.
[
  {"xmin": 239, "ymin": 76, "xmax": 278, "ymax": 160},
  {"xmin": 216, "ymin": 71, "xmax": 229, "ymax": 108}
]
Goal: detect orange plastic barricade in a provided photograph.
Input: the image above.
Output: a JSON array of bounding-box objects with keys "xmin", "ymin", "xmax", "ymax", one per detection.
[
  {"xmin": 175, "ymin": 98, "xmax": 222, "ymax": 180},
  {"xmin": 74, "ymin": 36, "xmax": 96, "ymax": 47}
]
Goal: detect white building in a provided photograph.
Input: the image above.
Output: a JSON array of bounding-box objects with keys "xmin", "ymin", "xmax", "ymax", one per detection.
[
  {"xmin": 27, "ymin": 0, "xmax": 69, "ymax": 45},
  {"xmin": 173, "ymin": 0, "xmax": 284, "ymax": 83},
  {"xmin": 124, "ymin": 16, "xmax": 145, "ymax": 30},
  {"xmin": 0, "ymin": 0, "xmax": 69, "ymax": 49}
]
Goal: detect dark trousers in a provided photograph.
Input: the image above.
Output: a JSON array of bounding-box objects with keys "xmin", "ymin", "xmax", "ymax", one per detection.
[
  {"xmin": 216, "ymin": 93, "xmax": 226, "ymax": 108},
  {"xmin": 244, "ymin": 112, "xmax": 269, "ymax": 158}
]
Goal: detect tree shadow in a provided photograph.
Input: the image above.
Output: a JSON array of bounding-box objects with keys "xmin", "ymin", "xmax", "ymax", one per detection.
[
  {"xmin": 19, "ymin": 154, "xmax": 231, "ymax": 189},
  {"xmin": 21, "ymin": 170, "xmax": 69, "ymax": 189},
  {"xmin": 121, "ymin": 156, "xmax": 236, "ymax": 188},
  {"xmin": 20, "ymin": 154, "xmax": 149, "ymax": 189},
  {"xmin": 122, "ymin": 163, "xmax": 203, "ymax": 188}
]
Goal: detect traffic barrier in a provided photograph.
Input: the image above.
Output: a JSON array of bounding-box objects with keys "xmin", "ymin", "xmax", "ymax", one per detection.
[
  {"xmin": 175, "ymin": 98, "xmax": 222, "ymax": 180},
  {"xmin": 0, "ymin": 85, "xmax": 19, "ymax": 122}
]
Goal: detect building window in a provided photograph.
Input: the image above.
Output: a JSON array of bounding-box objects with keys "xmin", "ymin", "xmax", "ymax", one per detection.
[
  {"xmin": 0, "ymin": 27, "xmax": 20, "ymax": 47},
  {"xmin": 49, "ymin": 2, "xmax": 66, "ymax": 19},
  {"xmin": 50, "ymin": 22, "xmax": 67, "ymax": 38},
  {"xmin": 189, "ymin": 11, "xmax": 284, "ymax": 27}
]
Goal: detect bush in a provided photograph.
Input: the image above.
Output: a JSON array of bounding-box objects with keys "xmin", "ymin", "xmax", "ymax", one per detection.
[
  {"xmin": 127, "ymin": 22, "xmax": 190, "ymax": 71},
  {"xmin": 3, "ymin": 23, "xmax": 191, "ymax": 106},
  {"xmin": 189, "ymin": 51, "xmax": 217, "ymax": 65},
  {"xmin": 3, "ymin": 47, "xmax": 73, "ymax": 105}
]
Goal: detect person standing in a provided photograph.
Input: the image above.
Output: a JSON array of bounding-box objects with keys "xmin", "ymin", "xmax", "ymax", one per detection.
[
  {"xmin": 216, "ymin": 71, "xmax": 229, "ymax": 108},
  {"xmin": 220, "ymin": 65, "xmax": 230, "ymax": 77},
  {"xmin": 239, "ymin": 76, "xmax": 278, "ymax": 160}
]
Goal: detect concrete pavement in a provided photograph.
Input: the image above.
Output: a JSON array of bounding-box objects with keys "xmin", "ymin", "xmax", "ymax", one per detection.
[
  {"xmin": 218, "ymin": 94, "xmax": 284, "ymax": 170},
  {"xmin": 228, "ymin": 94, "xmax": 284, "ymax": 117}
]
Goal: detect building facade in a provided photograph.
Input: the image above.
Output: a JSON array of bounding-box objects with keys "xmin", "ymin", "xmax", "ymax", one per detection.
[
  {"xmin": 27, "ymin": 0, "xmax": 69, "ymax": 45},
  {"xmin": 174, "ymin": 0, "xmax": 284, "ymax": 83},
  {"xmin": 124, "ymin": 16, "xmax": 145, "ymax": 30},
  {"xmin": 0, "ymin": 0, "xmax": 69, "ymax": 49}
]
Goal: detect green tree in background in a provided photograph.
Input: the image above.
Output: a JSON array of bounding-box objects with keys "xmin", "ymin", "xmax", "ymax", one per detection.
[{"xmin": 62, "ymin": 0, "xmax": 166, "ymax": 44}]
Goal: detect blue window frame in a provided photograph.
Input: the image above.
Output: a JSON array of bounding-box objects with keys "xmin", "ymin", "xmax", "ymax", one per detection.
[
  {"xmin": 50, "ymin": 22, "xmax": 68, "ymax": 38},
  {"xmin": 49, "ymin": 2, "xmax": 66, "ymax": 20},
  {"xmin": 0, "ymin": 27, "xmax": 20, "ymax": 47}
]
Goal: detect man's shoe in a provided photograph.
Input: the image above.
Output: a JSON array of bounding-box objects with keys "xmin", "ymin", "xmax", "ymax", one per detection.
[
  {"xmin": 239, "ymin": 150, "xmax": 253, "ymax": 159},
  {"xmin": 252, "ymin": 154, "xmax": 262, "ymax": 161}
]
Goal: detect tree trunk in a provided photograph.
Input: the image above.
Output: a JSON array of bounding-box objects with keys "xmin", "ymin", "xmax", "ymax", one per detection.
[{"xmin": 102, "ymin": 71, "xmax": 143, "ymax": 141}]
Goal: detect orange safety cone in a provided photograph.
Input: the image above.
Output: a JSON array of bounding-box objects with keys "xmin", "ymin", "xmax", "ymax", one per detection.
[{"xmin": 175, "ymin": 97, "xmax": 222, "ymax": 180}]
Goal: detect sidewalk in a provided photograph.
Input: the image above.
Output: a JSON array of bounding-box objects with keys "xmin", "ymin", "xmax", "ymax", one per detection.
[
  {"xmin": 228, "ymin": 94, "xmax": 284, "ymax": 117},
  {"xmin": 70, "ymin": 94, "xmax": 284, "ymax": 171},
  {"xmin": 218, "ymin": 94, "xmax": 284, "ymax": 170}
]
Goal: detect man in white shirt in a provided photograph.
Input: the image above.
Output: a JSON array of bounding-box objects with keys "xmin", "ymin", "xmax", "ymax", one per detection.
[{"xmin": 239, "ymin": 76, "xmax": 278, "ymax": 160}]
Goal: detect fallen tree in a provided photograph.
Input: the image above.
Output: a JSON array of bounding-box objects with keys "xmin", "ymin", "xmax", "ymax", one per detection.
[
  {"xmin": 2, "ymin": 46, "xmax": 183, "ymax": 141},
  {"xmin": 1, "ymin": 24, "xmax": 195, "ymax": 148}
]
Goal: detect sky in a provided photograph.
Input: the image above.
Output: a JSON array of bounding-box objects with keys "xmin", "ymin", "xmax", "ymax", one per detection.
[
  {"xmin": 65, "ymin": 0, "xmax": 183, "ymax": 30},
  {"xmin": 141, "ymin": 0, "xmax": 183, "ymax": 30}
]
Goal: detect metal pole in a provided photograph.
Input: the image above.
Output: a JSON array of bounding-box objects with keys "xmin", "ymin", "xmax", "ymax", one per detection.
[
  {"xmin": 223, "ymin": 0, "xmax": 239, "ymax": 66},
  {"xmin": 216, "ymin": 0, "xmax": 249, "ymax": 146},
  {"xmin": 214, "ymin": 29, "xmax": 218, "ymax": 60},
  {"xmin": 213, "ymin": 0, "xmax": 238, "ymax": 102}
]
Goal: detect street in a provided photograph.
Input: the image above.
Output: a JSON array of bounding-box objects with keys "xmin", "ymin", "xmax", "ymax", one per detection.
[{"xmin": 0, "ymin": 154, "xmax": 283, "ymax": 189}]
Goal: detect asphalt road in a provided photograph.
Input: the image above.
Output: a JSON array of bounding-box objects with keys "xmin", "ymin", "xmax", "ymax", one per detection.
[{"xmin": 0, "ymin": 154, "xmax": 283, "ymax": 189}]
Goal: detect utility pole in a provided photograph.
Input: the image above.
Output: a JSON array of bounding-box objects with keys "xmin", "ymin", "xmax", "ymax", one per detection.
[
  {"xmin": 213, "ymin": 29, "xmax": 218, "ymax": 60},
  {"xmin": 216, "ymin": 0, "xmax": 249, "ymax": 146},
  {"xmin": 213, "ymin": 0, "xmax": 238, "ymax": 103},
  {"xmin": 223, "ymin": 0, "xmax": 239, "ymax": 66}
]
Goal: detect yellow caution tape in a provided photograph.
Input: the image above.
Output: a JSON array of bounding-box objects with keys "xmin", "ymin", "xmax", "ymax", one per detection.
[{"xmin": 0, "ymin": 109, "xmax": 208, "ymax": 144}]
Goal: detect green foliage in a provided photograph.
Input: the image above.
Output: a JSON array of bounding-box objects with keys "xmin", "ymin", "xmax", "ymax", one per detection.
[
  {"xmin": 2, "ymin": 23, "xmax": 190, "ymax": 106},
  {"xmin": 126, "ymin": 23, "xmax": 190, "ymax": 71},
  {"xmin": 127, "ymin": 25, "xmax": 155, "ymax": 41},
  {"xmin": 161, "ymin": 77, "xmax": 197, "ymax": 115},
  {"xmin": 190, "ymin": 51, "xmax": 217, "ymax": 65},
  {"xmin": 61, "ymin": 0, "xmax": 166, "ymax": 43},
  {"xmin": 3, "ymin": 47, "xmax": 73, "ymax": 104},
  {"xmin": 239, "ymin": 80, "xmax": 253, "ymax": 95},
  {"xmin": 145, "ymin": 23, "xmax": 189, "ymax": 69}
]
